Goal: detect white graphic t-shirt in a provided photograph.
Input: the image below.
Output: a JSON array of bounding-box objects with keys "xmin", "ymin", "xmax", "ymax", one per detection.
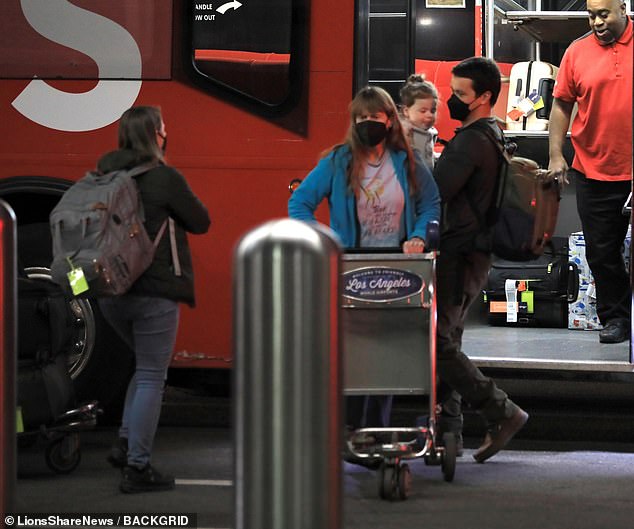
[{"xmin": 357, "ymin": 155, "xmax": 405, "ymax": 247}]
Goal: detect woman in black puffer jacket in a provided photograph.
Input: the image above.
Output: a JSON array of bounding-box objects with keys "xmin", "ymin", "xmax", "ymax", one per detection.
[{"xmin": 97, "ymin": 106, "xmax": 210, "ymax": 494}]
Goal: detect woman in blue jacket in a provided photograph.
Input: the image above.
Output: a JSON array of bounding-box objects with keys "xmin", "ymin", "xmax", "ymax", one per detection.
[
  {"xmin": 289, "ymin": 86, "xmax": 440, "ymax": 252},
  {"xmin": 288, "ymin": 86, "xmax": 440, "ymax": 463}
]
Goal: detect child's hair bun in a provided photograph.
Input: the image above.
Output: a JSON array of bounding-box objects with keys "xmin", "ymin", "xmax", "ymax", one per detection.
[
  {"xmin": 406, "ymin": 73, "xmax": 426, "ymax": 84},
  {"xmin": 400, "ymin": 74, "xmax": 439, "ymax": 106}
]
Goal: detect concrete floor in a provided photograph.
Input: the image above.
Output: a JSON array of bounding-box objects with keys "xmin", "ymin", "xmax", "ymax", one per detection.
[
  {"xmin": 464, "ymin": 321, "xmax": 633, "ymax": 373},
  {"xmin": 12, "ymin": 426, "xmax": 634, "ymax": 529}
]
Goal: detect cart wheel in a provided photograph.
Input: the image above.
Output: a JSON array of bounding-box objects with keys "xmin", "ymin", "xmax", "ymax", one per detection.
[
  {"xmin": 441, "ymin": 432, "xmax": 457, "ymax": 482},
  {"xmin": 45, "ymin": 434, "xmax": 81, "ymax": 474},
  {"xmin": 397, "ymin": 463, "xmax": 411, "ymax": 500},
  {"xmin": 378, "ymin": 463, "xmax": 397, "ymax": 500}
]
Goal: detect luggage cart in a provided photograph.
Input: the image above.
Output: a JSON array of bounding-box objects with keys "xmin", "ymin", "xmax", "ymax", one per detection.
[
  {"xmin": 18, "ymin": 400, "xmax": 100, "ymax": 474},
  {"xmin": 341, "ymin": 251, "xmax": 457, "ymax": 500}
]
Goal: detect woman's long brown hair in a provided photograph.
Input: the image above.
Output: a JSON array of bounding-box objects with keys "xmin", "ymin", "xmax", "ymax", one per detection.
[
  {"xmin": 118, "ymin": 106, "xmax": 164, "ymax": 163},
  {"xmin": 325, "ymin": 86, "xmax": 417, "ymax": 197}
]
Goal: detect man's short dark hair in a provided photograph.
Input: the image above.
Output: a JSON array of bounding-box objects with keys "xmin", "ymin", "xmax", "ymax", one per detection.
[{"xmin": 452, "ymin": 57, "xmax": 502, "ymax": 106}]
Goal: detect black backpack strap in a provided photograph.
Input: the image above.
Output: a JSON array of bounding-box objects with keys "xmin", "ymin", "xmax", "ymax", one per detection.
[
  {"xmin": 124, "ymin": 163, "xmax": 160, "ymax": 222},
  {"xmin": 467, "ymin": 120, "xmax": 507, "ymax": 157},
  {"xmin": 460, "ymin": 121, "xmax": 507, "ymax": 232}
]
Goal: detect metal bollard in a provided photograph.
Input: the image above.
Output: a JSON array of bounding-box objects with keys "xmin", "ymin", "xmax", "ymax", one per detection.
[
  {"xmin": 0, "ymin": 200, "xmax": 17, "ymax": 517},
  {"xmin": 233, "ymin": 219, "xmax": 342, "ymax": 529}
]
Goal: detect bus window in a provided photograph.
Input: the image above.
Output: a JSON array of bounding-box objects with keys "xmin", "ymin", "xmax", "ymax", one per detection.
[{"xmin": 186, "ymin": 0, "xmax": 302, "ymax": 109}]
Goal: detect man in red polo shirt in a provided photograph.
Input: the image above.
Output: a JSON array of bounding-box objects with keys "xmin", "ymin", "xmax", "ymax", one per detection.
[{"xmin": 549, "ymin": 0, "xmax": 633, "ymax": 344}]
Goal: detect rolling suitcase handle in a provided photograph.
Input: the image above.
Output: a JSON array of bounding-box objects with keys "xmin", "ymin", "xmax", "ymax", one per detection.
[
  {"xmin": 566, "ymin": 262, "xmax": 580, "ymax": 303},
  {"xmin": 425, "ymin": 220, "xmax": 440, "ymax": 251}
]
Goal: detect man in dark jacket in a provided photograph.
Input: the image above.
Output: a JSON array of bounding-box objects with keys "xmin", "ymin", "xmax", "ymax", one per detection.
[{"xmin": 433, "ymin": 57, "xmax": 528, "ymax": 463}]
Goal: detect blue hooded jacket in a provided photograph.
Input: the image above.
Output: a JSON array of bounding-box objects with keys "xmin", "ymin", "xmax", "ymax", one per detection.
[{"xmin": 288, "ymin": 145, "xmax": 440, "ymax": 248}]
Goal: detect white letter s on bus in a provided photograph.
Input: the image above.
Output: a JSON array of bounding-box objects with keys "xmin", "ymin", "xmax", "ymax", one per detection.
[{"xmin": 12, "ymin": 0, "xmax": 142, "ymax": 132}]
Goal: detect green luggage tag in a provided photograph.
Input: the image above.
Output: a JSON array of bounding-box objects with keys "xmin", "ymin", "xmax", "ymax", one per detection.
[
  {"xmin": 66, "ymin": 257, "xmax": 89, "ymax": 296},
  {"xmin": 16, "ymin": 406, "xmax": 24, "ymax": 433},
  {"xmin": 520, "ymin": 290, "xmax": 534, "ymax": 314}
]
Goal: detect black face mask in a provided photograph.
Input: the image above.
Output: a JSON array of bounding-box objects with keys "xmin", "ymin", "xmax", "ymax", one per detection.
[
  {"xmin": 447, "ymin": 94, "xmax": 474, "ymax": 122},
  {"xmin": 355, "ymin": 120, "xmax": 388, "ymax": 147},
  {"xmin": 158, "ymin": 133, "xmax": 168, "ymax": 154}
]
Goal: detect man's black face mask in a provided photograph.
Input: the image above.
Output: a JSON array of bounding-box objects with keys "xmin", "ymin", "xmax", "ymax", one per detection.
[{"xmin": 447, "ymin": 94, "xmax": 474, "ymax": 122}]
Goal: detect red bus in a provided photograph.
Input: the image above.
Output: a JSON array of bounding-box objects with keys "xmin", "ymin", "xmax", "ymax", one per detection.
[
  {"xmin": 1, "ymin": 0, "xmax": 362, "ymax": 409},
  {"xmin": 3, "ymin": 1, "xmax": 623, "ymax": 410}
]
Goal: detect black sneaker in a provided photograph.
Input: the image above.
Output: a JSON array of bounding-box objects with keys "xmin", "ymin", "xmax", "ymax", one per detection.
[
  {"xmin": 107, "ymin": 437, "xmax": 128, "ymax": 468},
  {"xmin": 120, "ymin": 464, "xmax": 175, "ymax": 493},
  {"xmin": 599, "ymin": 320, "xmax": 630, "ymax": 344}
]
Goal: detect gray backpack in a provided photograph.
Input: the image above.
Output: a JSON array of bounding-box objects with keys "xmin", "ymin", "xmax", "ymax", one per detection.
[{"xmin": 50, "ymin": 164, "xmax": 169, "ymax": 297}]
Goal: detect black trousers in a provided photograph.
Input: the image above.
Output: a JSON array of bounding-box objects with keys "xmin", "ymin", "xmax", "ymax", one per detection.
[
  {"xmin": 436, "ymin": 249, "xmax": 517, "ymax": 425},
  {"xmin": 574, "ymin": 171, "xmax": 631, "ymax": 325}
]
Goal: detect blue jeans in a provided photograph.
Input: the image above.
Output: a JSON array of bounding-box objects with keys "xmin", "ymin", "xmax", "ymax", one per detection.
[{"xmin": 98, "ymin": 296, "xmax": 179, "ymax": 468}]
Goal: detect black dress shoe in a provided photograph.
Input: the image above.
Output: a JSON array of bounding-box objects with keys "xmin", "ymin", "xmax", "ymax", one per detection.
[{"xmin": 599, "ymin": 320, "xmax": 630, "ymax": 344}]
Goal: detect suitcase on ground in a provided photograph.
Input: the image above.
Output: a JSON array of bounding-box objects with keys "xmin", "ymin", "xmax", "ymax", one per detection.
[
  {"xmin": 484, "ymin": 240, "xmax": 579, "ymax": 328},
  {"xmin": 17, "ymin": 276, "xmax": 76, "ymax": 430},
  {"xmin": 506, "ymin": 61, "xmax": 558, "ymax": 131},
  {"xmin": 18, "ymin": 353, "xmax": 75, "ymax": 431},
  {"xmin": 16, "ymin": 276, "xmax": 96, "ymax": 475},
  {"xmin": 18, "ymin": 276, "xmax": 75, "ymax": 362}
]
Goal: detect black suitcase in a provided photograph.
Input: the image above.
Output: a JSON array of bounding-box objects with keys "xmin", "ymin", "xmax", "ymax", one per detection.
[
  {"xmin": 17, "ymin": 351, "xmax": 92, "ymax": 474},
  {"xmin": 18, "ymin": 353, "xmax": 75, "ymax": 432},
  {"xmin": 17, "ymin": 275, "xmax": 75, "ymax": 362},
  {"xmin": 17, "ymin": 275, "xmax": 77, "ymax": 428},
  {"xmin": 16, "ymin": 276, "xmax": 93, "ymax": 474},
  {"xmin": 484, "ymin": 240, "xmax": 579, "ymax": 328}
]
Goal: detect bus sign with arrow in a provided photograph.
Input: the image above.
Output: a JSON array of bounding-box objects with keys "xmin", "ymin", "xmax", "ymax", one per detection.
[
  {"xmin": 194, "ymin": 2, "xmax": 242, "ymax": 22},
  {"xmin": 217, "ymin": 1, "xmax": 243, "ymax": 14}
]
